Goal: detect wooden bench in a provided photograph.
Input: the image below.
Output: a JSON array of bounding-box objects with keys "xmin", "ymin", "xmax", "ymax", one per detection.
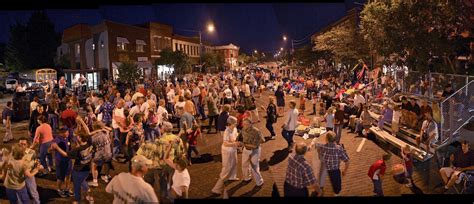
[{"xmin": 369, "ymin": 126, "xmax": 431, "ymax": 161}]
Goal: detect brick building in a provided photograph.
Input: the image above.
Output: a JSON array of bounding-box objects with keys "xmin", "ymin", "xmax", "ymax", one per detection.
[{"xmin": 57, "ymin": 20, "xmax": 240, "ymax": 83}]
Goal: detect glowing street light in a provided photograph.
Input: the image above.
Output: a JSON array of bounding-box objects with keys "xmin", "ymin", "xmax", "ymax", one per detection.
[
  {"xmin": 207, "ymin": 24, "xmax": 215, "ymax": 33},
  {"xmin": 283, "ymin": 35, "xmax": 287, "ymax": 41},
  {"xmin": 254, "ymin": 50, "xmax": 258, "ymax": 54},
  {"xmin": 280, "ymin": 47, "xmax": 284, "ymax": 51}
]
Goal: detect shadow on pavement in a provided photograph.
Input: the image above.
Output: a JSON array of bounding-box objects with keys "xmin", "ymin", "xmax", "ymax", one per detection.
[
  {"xmin": 38, "ymin": 186, "xmax": 62, "ymax": 203},
  {"xmin": 240, "ymin": 185, "xmax": 263, "ymax": 197},
  {"xmin": 191, "ymin": 153, "xmax": 220, "ymax": 164},
  {"xmin": 259, "ymin": 159, "xmax": 269, "ymax": 171},
  {"xmin": 268, "ymin": 148, "xmax": 289, "ymax": 166},
  {"xmin": 226, "ymin": 180, "xmax": 251, "ymax": 197}
]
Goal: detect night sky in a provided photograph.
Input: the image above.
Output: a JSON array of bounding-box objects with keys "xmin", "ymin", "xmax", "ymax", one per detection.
[{"xmin": 0, "ymin": 1, "xmax": 363, "ymax": 54}]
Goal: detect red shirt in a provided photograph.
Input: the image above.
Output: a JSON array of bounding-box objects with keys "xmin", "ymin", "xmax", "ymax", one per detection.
[
  {"xmin": 187, "ymin": 128, "xmax": 200, "ymax": 146},
  {"xmin": 368, "ymin": 159, "xmax": 386, "ymax": 179},
  {"xmin": 237, "ymin": 111, "xmax": 251, "ymax": 129},
  {"xmin": 139, "ymin": 87, "xmax": 147, "ymax": 97},
  {"xmin": 61, "ymin": 109, "xmax": 77, "ymax": 128}
]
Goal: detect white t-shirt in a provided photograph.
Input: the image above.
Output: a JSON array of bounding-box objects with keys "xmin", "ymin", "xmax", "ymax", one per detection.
[
  {"xmin": 172, "ymin": 169, "xmax": 190, "ymax": 197},
  {"xmin": 354, "ymin": 94, "xmax": 366, "ymax": 108},
  {"xmin": 222, "ymin": 127, "xmax": 238, "ymax": 152},
  {"xmin": 284, "ymin": 108, "xmax": 299, "ymax": 131},
  {"xmin": 129, "ymin": 105, "xmax": 142, "ymax": 118},
  {"xmin": 106, "ymin": 172, "xmax": 158, "ymax": 204},
  {"xmin": 112, "ymin": 108, "xmax": 124, "ymax": 129},
  {"xmin": 167, "ymin": 90, "xmax": 175, "ymax": 103},
  {"xmin": 156, "ymin": 106, "xmax": 168, "ymax": 125}
]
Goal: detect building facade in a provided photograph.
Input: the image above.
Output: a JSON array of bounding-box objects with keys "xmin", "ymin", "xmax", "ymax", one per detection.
[
  {"xmin": 58, "ymin": 20, "xmax": 240, "ymax": 83},
  {"xmin": 214, "ymin": 43, "xmax": 239, "ymax": 69}
]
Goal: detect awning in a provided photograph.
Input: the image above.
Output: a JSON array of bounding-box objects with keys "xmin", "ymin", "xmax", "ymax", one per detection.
[
  {"xmin": 136, "ymin": 40, "xmax": 147, "ymax": 45},
  {"xmin": 116, "ymin": 37, "xmax": 130, "ymax": 44}
]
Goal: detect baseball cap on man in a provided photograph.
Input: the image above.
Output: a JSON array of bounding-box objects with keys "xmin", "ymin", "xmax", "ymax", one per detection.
[{"xmin": 131, "ymin": 155, "xmax": 152, "ymax": 167}]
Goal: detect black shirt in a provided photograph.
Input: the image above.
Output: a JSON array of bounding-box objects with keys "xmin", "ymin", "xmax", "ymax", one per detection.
[
  {"xmin": 68, "ymin": 141, "xmax": 93, "ymax": 172},
  {"xmin": 453, "ymin": 149, "xmax": 474, "ymax": 168},
  {"xmin": 442, "ymin": 90, "xmax": 455, "ymax": 97}
]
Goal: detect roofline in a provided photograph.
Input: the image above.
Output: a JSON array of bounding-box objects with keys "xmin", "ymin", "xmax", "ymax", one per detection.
[
  {"xmin": 311, "ymin": 7, "xmax": 360, "ymax": 38},
  {"xmin": 102, "ymin": 20, "xmax": 150, "ymax": 31}
]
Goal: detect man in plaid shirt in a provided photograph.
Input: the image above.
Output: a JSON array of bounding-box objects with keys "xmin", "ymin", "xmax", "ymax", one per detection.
[
  {"xmin": 314, "ymin": 131, "xmax": 350, "ymax": 196},
  {"xmin": 284, "ymin": 142, "xmax": 320, "ymax": 197}
]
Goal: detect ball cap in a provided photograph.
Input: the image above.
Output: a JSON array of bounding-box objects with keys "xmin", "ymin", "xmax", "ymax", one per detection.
[{"xmin": 131, "ymin": 155, "xmax": 153, "ymax": 166}]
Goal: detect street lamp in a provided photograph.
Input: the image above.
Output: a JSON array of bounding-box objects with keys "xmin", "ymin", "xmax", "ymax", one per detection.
[
  {"xmin": 175, "ymin": 23, "xmax": 216, "ymax": 67},
  {"xmin": 254, "ymin": 50, "xmax": 258, "ymax": 54},
  {"xmin": 280, "ymin": 47, "xmax": 284, "ymax": 51},
  {"xmin": 283, "ymin": 35, "xmax": 287, "ymax": 41}
]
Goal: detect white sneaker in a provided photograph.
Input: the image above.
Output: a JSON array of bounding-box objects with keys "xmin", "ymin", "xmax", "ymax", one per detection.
[
  {"xmin": 88, "ymin": 181, "xmax": 99, "ymax": 187},
  {"xmin": 101, "ymin": 175, "xmax": 110, "ymax": 183}
]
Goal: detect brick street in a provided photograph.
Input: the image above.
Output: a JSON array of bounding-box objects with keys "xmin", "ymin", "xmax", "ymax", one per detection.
[{"xmin": 0, "ymin": 90, "xmax": 443, "ymax": 202}]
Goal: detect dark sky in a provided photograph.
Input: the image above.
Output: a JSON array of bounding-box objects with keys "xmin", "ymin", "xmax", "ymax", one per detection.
[{"xmin": 0, "ymin": 2, "xmax": 363, "ymax": 54}]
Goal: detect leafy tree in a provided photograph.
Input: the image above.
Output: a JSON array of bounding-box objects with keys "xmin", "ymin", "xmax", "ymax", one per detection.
[
  {"xmin": 117, "ymin": 61, "xmax": 142, "ymax": 83},
  {"xmin": 5, "ymin": 11, "xmax": 60, "ymax": 71},
  {"xmin": 314, "ymin": 20, "xmax": 370, "ymax": 65},
  {"xmin": 360, "ymin": 0, "xmax": 471, "ymax": 73},
  {"xmin": 237, "ymin": 53, "xmax": 250, "ymax": 66},
  {"xmin": 5, "ymin": 22, "xmax": 28, "ymax": 71},
  {"xmin": 293, "ymin": 45, "xmax": 333, "ymax": 68},
  {"xmin": 154, "ymin": 48, "xmax": 192, "ymax": 75},
  {"xmin": 173, "ymin": 50, "xmax": 192, "ymax": 75}
]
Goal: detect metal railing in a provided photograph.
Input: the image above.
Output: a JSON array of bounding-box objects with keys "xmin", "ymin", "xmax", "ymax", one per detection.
[{"xmin": 439, "ymin": 80, "xmax": 474, "ymax": 145}]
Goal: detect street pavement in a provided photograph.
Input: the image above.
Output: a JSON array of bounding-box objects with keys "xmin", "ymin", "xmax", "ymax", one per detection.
[{"xmin": 0, "ymin": 89, "xmax": 444, "ymax": 202}]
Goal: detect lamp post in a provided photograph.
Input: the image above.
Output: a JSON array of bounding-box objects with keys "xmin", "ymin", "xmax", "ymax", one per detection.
[{"xmin": 175, "ymin": 23, "xmax": 215, "ymax": 68}]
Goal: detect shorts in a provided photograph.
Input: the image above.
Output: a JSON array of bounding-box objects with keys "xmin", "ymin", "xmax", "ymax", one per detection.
[
  {"xmin": 391, "ymin": 122, "xmax": 399, "ymax": 133},
  {"xmin": 441, "ymin": 167, "xmax": 464, "ymax": 184},
  {"xmin": 56, "ymin": 159, "xmax": 72, "ymax": 181},
  {"xmin": 93, "ymin": 151, "xmax": 113, "ymax": 163}
]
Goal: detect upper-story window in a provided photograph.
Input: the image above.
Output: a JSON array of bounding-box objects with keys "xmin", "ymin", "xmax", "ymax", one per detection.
[
  {"xmin": 117, "ymin": 37, "xmax": 130, "ymax": 52},
  {"xmin": 75, "ymin": 44, "xmax": 80, "ymax": 56},
  {"xmin": 136, "ymin": 40, "xmax": 146, "ymax": 52}
]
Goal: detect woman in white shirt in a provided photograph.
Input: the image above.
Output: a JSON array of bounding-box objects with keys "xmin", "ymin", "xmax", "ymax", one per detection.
[{"xmin": 211, "ymin": 116, "xmax": 241, "ymax": 195}]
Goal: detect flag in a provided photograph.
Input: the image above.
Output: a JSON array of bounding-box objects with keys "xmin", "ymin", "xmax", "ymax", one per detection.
[
  {"xmin": 377, "ymin": 90, "xmax": 383, "ymax": 98},
  {"xmin": 357, "ymin": 64, "xmax": 367, "ymax": 80}
]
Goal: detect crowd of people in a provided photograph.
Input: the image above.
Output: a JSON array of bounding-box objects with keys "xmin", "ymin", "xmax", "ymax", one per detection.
[{"xmin": 0, "ymin": 63, "xmax": 472, "ymax": 203}]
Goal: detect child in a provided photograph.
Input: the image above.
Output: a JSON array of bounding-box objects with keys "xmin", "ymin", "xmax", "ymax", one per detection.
[
  {"xmin": 324, "ymin": 107, "xmax": 335, "ymax": 131},
  {"xmin": 164, "ymin": 141, "xmax": 190, "ymax": 200},
  {"xmin": 84, "ymin": 106, "xmax": 97, "ymax": 132},
  {"xmin": 299, "ymin": 94, "xmax": 306, "ymax": 114},
  {"xmin": 368, "ymin": 153, "xmax": 392, "ymax": 196},
  {"xmin": 186, "ymin": 124, "xmax": 201, "ymax": 165},
  {"xmin": 401, "ymin": 145, "xmax": 414, "ymax": 187},
  {"xmin": 392, "ymin": 105, "xmax": 401, "ymax": 136},
  {"xmin": 53, "ymin": 127, "xmax": 73, "ymax": 197}
]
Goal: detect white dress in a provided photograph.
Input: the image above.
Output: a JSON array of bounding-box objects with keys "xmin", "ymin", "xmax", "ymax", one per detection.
[{"xmin": 211, "ymin": 127, "xmax": 238, "ymax": 194}]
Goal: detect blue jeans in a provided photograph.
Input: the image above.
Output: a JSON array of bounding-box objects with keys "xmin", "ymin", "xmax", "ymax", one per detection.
[
  {"xmin": 328, "ymin": 169, "xmax": 342, "ymax": 194},
  {"xmin": 25, "ymin": 176, "xmax": 40, "ymax": 204},
  {"xmin": 282, "ymin": 129, "xmax": 295, "ymax": 148},
  {"xmin": 39, "ymin": 141, "xmax": 54, "ymax": 171},
  {"xmin": 113, "ymin": 128, "xmax": 121, "ymax": 158},
  {"xmin": 144, "ymin": 125, "xmax": 156, "ymax": 142},
  {"xmin": 372, "ymin": 179, "xmax": 383, "ymax": 196},
  {"xmin": 6, "ymin": 186, "xmax": 30, "ymax": 204},
  {"xmin": 48, "ymin": 114, "xmax": 58, "ymax": 131},
  {"xmin": 72, "ymin": 170, "xmax": 89, "ymax": 202}
]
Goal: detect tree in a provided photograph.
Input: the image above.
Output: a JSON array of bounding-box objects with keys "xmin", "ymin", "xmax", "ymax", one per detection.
[
  {"xmin": 5, "ymin": 22, "xmax": 28, "ymax": 71},
  {"xmin": 0, "ymin": 43, "xmax": 5, "ymax": 64},
  {"xmin": 117, "ymin": 61, "xmax": 142, "ymax": 83},
  {"xmin": 360, "ymin": 0, "xmax": 471, "ymax": 73},
  {"xmin": 5, "ymin": 11, "xmax": 60, "ymax": 71},
  {"xmin": 237, "ymin": 53, "xmax": 250, "ymax": 66},
  {"xmin": 154, "ymin": 48, "xmax": 192, "ymax": 75},
  {"xmin": 173, "ymin": 50, "xmax": 191, "ymax": 75},
  {"xmin": 293, "ymin": 45, "xmax": 333, "ymax": 68},
  {"xmin": 314, "ymin": 20, "xmax": 370, "ymax": 66}
]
